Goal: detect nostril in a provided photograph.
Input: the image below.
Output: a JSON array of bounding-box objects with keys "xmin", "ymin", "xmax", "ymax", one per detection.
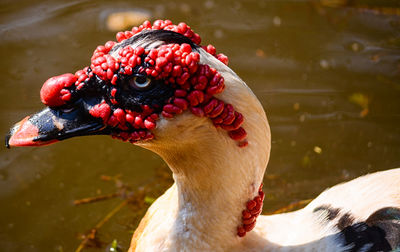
[{"xmin": 60, "ymin": 107, "xmax": 74, "ymax": 113}]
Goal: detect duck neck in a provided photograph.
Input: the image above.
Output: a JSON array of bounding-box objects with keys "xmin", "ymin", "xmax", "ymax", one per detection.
[
  {"xmin": 157, "ymin": 115, "xmax": 270, "ymax": 249},
  {"xmin": 142, "ymin": 59, "xmax": 271, "ymax": 248}
]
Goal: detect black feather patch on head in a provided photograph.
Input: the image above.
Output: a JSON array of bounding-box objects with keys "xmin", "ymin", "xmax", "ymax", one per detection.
[{"xmin": 110, "ymin": 30, "xmax": 198, "ymax": 54}]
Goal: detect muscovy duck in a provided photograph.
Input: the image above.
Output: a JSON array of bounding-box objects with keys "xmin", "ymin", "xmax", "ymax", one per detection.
[{"xmin": 6, "ymin": 20, "xmax": 400, "ymax": 252}]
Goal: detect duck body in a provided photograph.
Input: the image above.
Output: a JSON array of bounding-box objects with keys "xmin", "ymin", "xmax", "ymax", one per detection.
[
  {"xmin": 5, "ymin": 20, "xmax": 400, "ymax": 252},
  {"xmin": 131, "ymin": 168, "xmax": 400, "ymax": 252}
]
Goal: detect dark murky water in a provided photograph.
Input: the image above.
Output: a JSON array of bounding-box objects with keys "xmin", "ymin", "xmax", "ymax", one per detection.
[{"xmin": 1, "ymin": 0, "xmax": 399, "ymax": 251}]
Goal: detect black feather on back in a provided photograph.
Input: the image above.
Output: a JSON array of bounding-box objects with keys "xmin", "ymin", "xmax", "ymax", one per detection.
[
  {"xmin": 341, "ymin": 222, "xmax": 392, "ymax": 252},
  {"xmin": 340, "ymin": 207, "xmax": 400, "ymax": 252}
]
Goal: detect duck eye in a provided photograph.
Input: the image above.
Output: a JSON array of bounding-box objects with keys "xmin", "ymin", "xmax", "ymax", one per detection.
[{"xmin": 129, "ymin": 76, "xmax": 151, "ymax": 90}]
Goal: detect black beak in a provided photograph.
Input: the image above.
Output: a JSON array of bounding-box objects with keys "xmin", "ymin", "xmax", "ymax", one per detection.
[{"xmin": 6, "ymin": 99, "xmax": 109, "ymax": 148}]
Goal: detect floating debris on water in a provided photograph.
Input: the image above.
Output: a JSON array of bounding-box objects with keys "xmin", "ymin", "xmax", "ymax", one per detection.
[
  {"xmin": 320, "ymin": 59, "xmax": 330, "ymax": 69},
  {"xmin": 370, "ymin": 54, "xmax": 381, "ymax": 62},
  {"xmin": 293, "ymin": 102, "xmax": 300, "ymax": 111},
  {"xmin": 256, "ymin": 49, "xmax": 266, "ymax": 58},
  {"xmin": 106, "ymin": 10, "xmax": 151, "ymax": 32},
  {"xmin": 76, "ymin": 228, "xmax": 102, "ymax": 252},
  {"xmin": 73, "ymin": 193, "xmax": 119, "ymax": 205},
  {"xmin": 320, "ymin": 0, "xmax": 348, "ymax": 8},
  {"xmin": 341, "ymin": 169, "xmax": 350, "ymax": 179},
  {"xmin": 301, "ymin": 154, "xmax": 311, "ymax": 168},
  {"xmin": 348, "ymin": 93, "xmax": 369, "ymax": 117},
  {"xmin": 204, "ymin": 0, "xmax": 215, "ymax": 9},
  {"xmin": 108, "ymin": 239, "xmax": 122, "ymax": 252},
  {"xmin": 56, "ymin": 245, "xmax": 64, "ymax": 252},
  {"xmin": 299, "ymin": 113, "xmax": 306, "ymax": 122},
  {"xmin": 313, "ymin": 146, "xmax": 322, "ymax": 154},
  {"xmin": 345, "ymin": 41, "xmax": 364, "ymax": 52},
  {"xmin": 0, "ymin": 170, "xmax": 8, "ymax": 181},
  {"xmin": 213, "ymin": 29, "xmax": 224, "ymax": 39},
  {"xmin": 144, "ymin": 196, "xmax": 156, "ymax": 204},
  {"xmin": 350, "ymin": 42, "xmax": 363, "ymax": 52},
  {"xmin": 319, "ymin": 0, "xmax": 400, "ymax": 16},
  {"xmin": 273, "ymin": 16, "xmax": 282, "ymax": 27},
  {"xmin": 179, "ymin": 3, "xmax": 191, "ymax": 14}
]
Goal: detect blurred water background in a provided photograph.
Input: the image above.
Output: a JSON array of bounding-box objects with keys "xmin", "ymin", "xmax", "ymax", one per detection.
[{"xmin": 0, "ymin": 0, "xmax": 399, "ymax": 251}]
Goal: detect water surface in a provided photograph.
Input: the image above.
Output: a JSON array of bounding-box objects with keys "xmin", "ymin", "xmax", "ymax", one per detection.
[{"xmin": 1, "ymin": 0, "xmax": 400, "ymax": 251}]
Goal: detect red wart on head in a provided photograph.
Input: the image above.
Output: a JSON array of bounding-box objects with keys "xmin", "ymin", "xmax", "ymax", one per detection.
[{"xmin": 40, "ymin": 73, "xmax": 76, "ymax": 107}]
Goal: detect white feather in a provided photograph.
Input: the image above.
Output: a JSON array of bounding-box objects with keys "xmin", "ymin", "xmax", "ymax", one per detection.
[{"xmin": 128, "ymin": 46, "xmax": 400, "ymax": 252}]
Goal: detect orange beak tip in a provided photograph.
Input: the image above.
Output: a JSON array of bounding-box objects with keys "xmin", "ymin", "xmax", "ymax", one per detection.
[{"xmin": 6, "ymin": 116, "xmax": 42, "ymax": 148}]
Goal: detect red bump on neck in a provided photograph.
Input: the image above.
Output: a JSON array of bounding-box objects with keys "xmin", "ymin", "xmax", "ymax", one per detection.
[{"xmin": 237, "ymin": 184, "xmax": 264, "ymax": 237}]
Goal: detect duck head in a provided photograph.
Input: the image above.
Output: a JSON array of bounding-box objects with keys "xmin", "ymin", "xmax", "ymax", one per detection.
[
  {"xmin": 6, "ymin": 20, "xmax": 268, "ymax": 151},
  {"xmin": 8, "ymin": 20, "xmax": 270, "ymax": 176},
  {"xmin": 6, "ymin": 19, "xmax": 271, "ymax": 182}
]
